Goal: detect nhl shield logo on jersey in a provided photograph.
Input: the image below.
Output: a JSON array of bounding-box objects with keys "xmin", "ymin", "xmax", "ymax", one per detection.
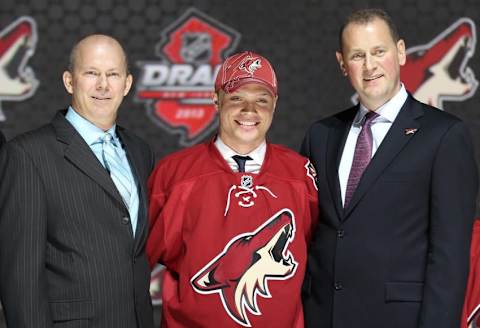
[
  {"xmin": 0, "ymin": 16, "xmax": 39, "ymax": 121},
  {"xmin": 136, "ymin": 8, "xmax": 241, "ymax": 146},
  {"xmin": 224, "ymin": 176, "xmax": 278, "ymax": 215},
  {"xmin": 191, "ymin": 209, "xmax": 297, "ymax": 327},
  {"xmin": 240, "ymin": 175, "xmax": 253, "ymax": 188}
]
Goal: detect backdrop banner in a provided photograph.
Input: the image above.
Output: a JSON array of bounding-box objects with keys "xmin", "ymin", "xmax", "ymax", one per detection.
[{"xmin": 1, "ymin": 0, "xmax": 479, "ymax": 326}]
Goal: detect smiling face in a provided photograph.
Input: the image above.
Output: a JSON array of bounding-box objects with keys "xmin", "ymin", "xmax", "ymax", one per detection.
[
  {"xmin": 214, "ymin": 83, "xmax": 277, "ymax": 154},
  {"xmin": 62, "ymin": 35, "xmax": 132, "ymax": 130},
  {"xmin": 336, "ymin": 18, "xmax": 406, "ymax": 110}
]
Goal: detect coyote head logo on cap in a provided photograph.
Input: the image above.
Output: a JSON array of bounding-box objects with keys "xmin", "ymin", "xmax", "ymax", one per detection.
[{"xmin": 239, "ymin": 57, "xmax": 262, "ymax": 75}]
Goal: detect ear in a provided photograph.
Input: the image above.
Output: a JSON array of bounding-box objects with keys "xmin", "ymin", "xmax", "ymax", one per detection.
[
  {"xmin": 213, "ymin": 92, "xmax": 220, "ymax": 111},
  {"xmin": 396, "ymin": 39, "xmax": 406, "ymax": 66},
  {"xmin": 272, "ymin": 95, "xmax": 278, "ymax": 112},
  {"xmin": 335, "ymin": 51, "xmax": 347, "ymax": 76},
  {"xmin": 123, "ymin": 74, "xmax": 133, "ymax": 96},
  {"xmin": 191, "ymin": 261, "xmax": 224, "ymax": 292},
  {"xmin": 63, "ymin": 71, "xmax": 74, "ymax": 94}
]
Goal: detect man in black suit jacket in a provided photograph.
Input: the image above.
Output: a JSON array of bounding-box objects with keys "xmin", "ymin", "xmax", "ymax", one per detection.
[
  {"xmin": 0, "ymin": 35, "xmax": 154, "ymax": 327},
  {"xmin": 301, "ymin": 8, "xmax": 478, "ymax": 328}
]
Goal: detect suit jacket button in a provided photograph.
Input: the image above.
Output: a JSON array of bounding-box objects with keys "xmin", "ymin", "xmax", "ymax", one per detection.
[
  {"xmin": 337, "ymin": 229, "xmax": 345, "ymax": 238},
  {"xmin": 121, "ymin": 216, "xmax": 130, "ymax": 225},
  {"xmin": 334, "ymin": 281, "xmax": 343, "ymax": 291}
]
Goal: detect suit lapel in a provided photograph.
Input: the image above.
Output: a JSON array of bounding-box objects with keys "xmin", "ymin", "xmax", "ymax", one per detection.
[
  {"xmin": 52, "ymin": 111, "xmax": 126, "ymax": 209},
  {"xmin": 326, "ymin": 106, "xmax": 357, "ymax": 220},
  {"xmin": 117, "ymin": 128, "xmax": 148, "ymax": 251},
  {"xmin": 343, "ymin": 96, "xmax": 424, "ymax": 219}
]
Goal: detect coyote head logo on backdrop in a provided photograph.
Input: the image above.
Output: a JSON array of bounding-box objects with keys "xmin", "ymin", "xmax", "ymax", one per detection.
[
  {"xmin": 351, "ymin": 18, "xmax": 477, "ymax": 110},
  {"xmin": 191, "ymin": 209, "xmax": 297, "ymax": 327},
  {"xmin": 0, "ymin": 16, "xmax": 38, "ymax": 121},
  {"xmin": 402, "ymin": 18, "xmax": 477, "ymax": 109}
]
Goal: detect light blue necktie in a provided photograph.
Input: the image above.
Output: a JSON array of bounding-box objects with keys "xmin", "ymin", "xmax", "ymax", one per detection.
[{"xmin": 101, "ymin": 133, "xmax": 133, "ymax": 212}]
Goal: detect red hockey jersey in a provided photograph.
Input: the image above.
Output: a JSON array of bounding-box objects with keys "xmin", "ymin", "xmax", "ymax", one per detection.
[
  {"xmin": 462, "ymin": 220, "xmax": 480, "ymax": 328},
  {"xmin": 146, "ymin": 141, "xmax": 318, "ymax": 327}
]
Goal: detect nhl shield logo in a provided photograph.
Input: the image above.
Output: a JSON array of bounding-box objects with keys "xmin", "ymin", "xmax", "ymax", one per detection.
[
  {"xmin": 180, "ymin": 32, "xmax": 212, "ymax": 64},
  {"xmin": 136, "ymin": 8, "xmax": 241, "ymax": 146}
]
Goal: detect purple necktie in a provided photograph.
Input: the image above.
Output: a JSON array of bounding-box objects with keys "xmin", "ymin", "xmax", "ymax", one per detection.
[{"xmin": 344, "ymin": 111, "xmax": 379, "ymax": 207}]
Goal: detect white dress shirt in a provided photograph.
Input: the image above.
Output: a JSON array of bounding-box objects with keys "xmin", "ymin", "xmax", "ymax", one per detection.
[
  {"xmin": 214, "ymin": 137, "xmax": 266, "ymax": 173},
  {"xmin": 338, "ymin": 85, "xmax": 408, "ymax": 206}
]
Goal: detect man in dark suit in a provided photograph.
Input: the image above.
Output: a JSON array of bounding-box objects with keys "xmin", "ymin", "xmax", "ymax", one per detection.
[
  {"xmin": 301, "ymin": 8, "xmax": 478, "ymax": 328},
  {"xmin": 0, "ymin": 34, "xmax": 154, "ymax": 328},
  {"xmin": 0, "ymin": 130, "xmax": 5, "ymax": 148}
]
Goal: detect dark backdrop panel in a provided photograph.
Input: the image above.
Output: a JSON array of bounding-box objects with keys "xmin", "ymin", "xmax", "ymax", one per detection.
[{"xmin": 1, "ymin": 0, "xmax": 479, "ymax": 326}]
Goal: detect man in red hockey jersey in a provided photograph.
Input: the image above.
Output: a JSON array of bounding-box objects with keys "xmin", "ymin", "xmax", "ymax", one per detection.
[
  {"xmin": 462, "ymin": 220, "xmax": 480, "ymax": 328},
  {"xmin": 146, "ymin": 51, "xmax": 318, "ymax": 327}
]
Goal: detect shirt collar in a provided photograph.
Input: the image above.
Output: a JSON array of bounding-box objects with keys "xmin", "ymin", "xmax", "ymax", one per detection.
[
  {"xmin": 214, "ymin": 136, "xmax": 266, "ymax": 166},
  {"xmin": 355, "ymin": 84, "xmax": 408, "ymax": 126},
  {"xmin": 65, "ymin": 106, "xmax": 117, "ymax": 145}
]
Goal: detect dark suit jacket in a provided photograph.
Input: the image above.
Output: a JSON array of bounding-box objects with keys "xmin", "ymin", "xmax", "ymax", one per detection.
[
  {"xmin": 0, "ymin": 111, "xmax": 155, "ymax": 328},
  {"xmin": 301, "ymin": 96, "xmax": 478, "ymax": 328}
]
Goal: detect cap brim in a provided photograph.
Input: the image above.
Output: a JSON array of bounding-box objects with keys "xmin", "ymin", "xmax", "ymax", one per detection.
[{"xmin": 222, "ymin": 78, "xmax": 277, "ymax": 96}]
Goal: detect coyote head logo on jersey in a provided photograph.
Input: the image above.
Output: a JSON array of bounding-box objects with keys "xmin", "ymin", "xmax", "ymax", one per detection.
[
  {"xmin": 0, "ymin": 16, "xmax": 38, "ymax": 121},
  {"xmin": 191, "ymin": 209, "xmax": 297, "ymax": 327},
  {"xmin": 401, "ymin": 18, "xmax": 477, "ymax": 108},
  {"xmin": 468, "ymin": 305, "xmax": 480, "ymax": 328}
]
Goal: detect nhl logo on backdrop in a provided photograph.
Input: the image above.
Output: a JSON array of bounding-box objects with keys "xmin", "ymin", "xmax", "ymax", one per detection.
[{"xmin": 136, "ymin": 8, "xmax": 241, "ymax": 146}]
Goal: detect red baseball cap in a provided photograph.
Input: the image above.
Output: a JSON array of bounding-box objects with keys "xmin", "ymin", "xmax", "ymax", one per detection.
[{"xmin": 214, "ymin": 51, "xmax": 278, "ymax": 96}]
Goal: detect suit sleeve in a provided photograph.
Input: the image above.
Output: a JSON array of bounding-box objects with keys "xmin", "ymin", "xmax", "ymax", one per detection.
[
  {"xmin": 303, "ymin": 159, "xmax": 319, "ymax": 243},
  {"xmin": 420, "ymin": 121, "xmax": 478, "ymax": 328},
  {"xmin": 0, "ymin": 143, "xmax": 53, "ymax": 327},
  {"xmin": 461, "ymin": 220, "xmax": 480, "ymax": 328},
  {"xmin": 300, "ymin": 128, "xmax": 319, "ymax": 240}
]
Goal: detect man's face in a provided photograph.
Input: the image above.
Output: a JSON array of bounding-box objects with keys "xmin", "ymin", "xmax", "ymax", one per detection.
[
  {"xmin": 63, "ymin": 37, "xmax": 132, "ymax": 129},
  {"xmin": 214, "ymin": 83, "xmax": 277, "ymax": 154},
  {"xmin": 336, "ymin": 18, "xmax": 406, "ymax": 110}
]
